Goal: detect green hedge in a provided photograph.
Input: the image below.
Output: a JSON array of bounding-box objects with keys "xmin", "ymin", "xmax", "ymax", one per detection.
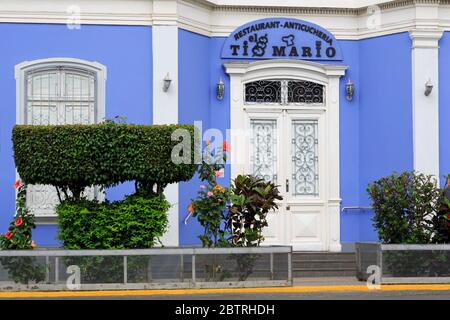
[
  {"xmin": 57, "ymin": 194, "xmax": 169, "ymax": 283},
  {"xmin": 13, "ymin": 123, "xmax": 198, "ymax": 197},
  {"xmin": 57, "ymin": 194, "xmax": 170, "ymax": 249}
]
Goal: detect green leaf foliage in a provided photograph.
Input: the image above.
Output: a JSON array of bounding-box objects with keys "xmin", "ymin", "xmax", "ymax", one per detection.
[
  {"xmin": 367, "ymin": 171, "xmax": 442, "ymax": 244},
  {"xmin": 0, "ymin": 183, "xmax": 46, "ymax": 284},
  {"xmin": 12, "ymin": 122, "xmax": 198, "ymax": 198},
  {"xmin": 228, "ymin": 175, "xmax": 283, "ymax": 247},
  {"xmin": 56, "ymin": 194, "xmax": 170, "ymax": 249}
]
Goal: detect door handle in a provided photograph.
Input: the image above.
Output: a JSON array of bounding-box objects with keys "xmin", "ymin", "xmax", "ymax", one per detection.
[{"xmin": 286, "ymin": 179, "xmax": 289, "ymax": 193}]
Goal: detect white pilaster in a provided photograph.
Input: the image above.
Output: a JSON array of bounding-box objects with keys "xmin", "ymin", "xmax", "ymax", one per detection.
[
  {"xmin": 325, "ymin": 71, "xmax": 345, "ymax": 252},
  {"xmin": 152, "ymin": 0, "xmax": 179, "ymax": 246},
  {"xmin": 409, "ymin": 28, "xmax": 442, "ymax": 184}
]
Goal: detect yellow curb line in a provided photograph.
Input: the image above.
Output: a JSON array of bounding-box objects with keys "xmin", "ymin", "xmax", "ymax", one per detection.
[{"xmin": 1, "ymin": 284, "xmax": 450, "ymax": 298}]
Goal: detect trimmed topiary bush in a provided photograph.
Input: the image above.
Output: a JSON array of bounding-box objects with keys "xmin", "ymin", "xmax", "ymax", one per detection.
[{"xmin": 12, "ymin": 122, "xmax": 198, "ymax": 199}]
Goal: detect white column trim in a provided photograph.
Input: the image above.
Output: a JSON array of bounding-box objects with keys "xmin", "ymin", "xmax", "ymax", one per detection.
[
  {"xmin": 409, "ymin": 28, "xmax": 442, "ymax": 184},
  {"xmin": 152, "ymin": 7, "xmax": 179, "ymax": 245}
]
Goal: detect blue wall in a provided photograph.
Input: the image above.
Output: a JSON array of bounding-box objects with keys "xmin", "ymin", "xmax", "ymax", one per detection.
[
  {"xmin": 354, "ymin": 32, "xmax": 414, "ymax": 242},
  {"xmin": 178, "ymin": 32, "xmax": 232, "ymax": 245},
  {"xmin": 0, "ymin": 23, "xmax": 420, "ymax": 247},
  {"xmin": 0, "ymin": 23, "xmax": 152, "ymax": 246},
  {"xmin": 177, "ymin": 31, "xmax": 414, "ymax": 245},
  {"xmin": 439, "ymin": 32, "xmax": 450, "ymax": 186},
  {"xmin": 178, "ymin": 30, "xmax": 212, "ymax": 245},
  {"xmin": 338, "ymin": 40, "xmax": 362, "ymax": 243}
]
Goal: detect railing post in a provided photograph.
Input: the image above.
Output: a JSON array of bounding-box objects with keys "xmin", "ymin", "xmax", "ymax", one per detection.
[
  {"xmin": 287, "ymin": 251, "xmax": 292, "ymax": 285},
  {"xmin": 147, "ymin": 257, "xmax": 152, "ymax": 283},
  {"xmin": 270, "ymin": 253, "xmax": 274, "ymax": 280},
  {"xmin": 54, "ymin": 257, "xmax": 59, "ymax": 284},
  {"xmin": 180, "ymin": 254, "xmax": 184, "ymax": 282},
  {"xmin": 45, "ymin": 256, "xmax": 50, "ymax": 283},
  {"xmin": 378, "ymin": 245, "xmax": 383, "ymax": 284},
  {"xmin": 192, "ymin": 254, "xmax": 196, "ymax": 287},
  {"xmin": 123, "ymin": 256, "xmax": 128, "ymax": 285}
]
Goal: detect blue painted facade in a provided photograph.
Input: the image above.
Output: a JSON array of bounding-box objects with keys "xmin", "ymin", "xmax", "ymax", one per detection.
[
  {"xmin": 177, "ymin": 30, "xmax": 414, "ymax": 245},
  {"xmin": 0, "ymin": 21, "xmax": 444, "ymax": 249},
  {"xmin": 439, "ymin": 32, "xmax": 450, "ymax": 188},
  {"xmin": 0, "ymin": 23, "xmax": 152, "ymax": 246}
]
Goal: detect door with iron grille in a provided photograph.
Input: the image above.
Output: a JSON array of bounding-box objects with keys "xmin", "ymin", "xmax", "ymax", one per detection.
[{"xmin": 244, "ymin": 79, "xmax": 328, "ymax": 250}]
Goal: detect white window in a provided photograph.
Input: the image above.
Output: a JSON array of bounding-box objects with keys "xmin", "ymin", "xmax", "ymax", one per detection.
[{"xmin": 15, "ymin": 58, "xmax": 107, "ymax": 220}]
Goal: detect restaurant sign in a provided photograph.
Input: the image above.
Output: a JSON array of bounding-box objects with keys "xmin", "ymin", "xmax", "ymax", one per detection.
[{"xmin": 221, "ymin": 18, "xmax": 343, "ymax": 61}]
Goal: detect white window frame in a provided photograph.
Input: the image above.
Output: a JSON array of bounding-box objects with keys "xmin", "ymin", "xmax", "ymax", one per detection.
[
  {"xmin": 14, "ymin": 58, "xmax": 107, "ymax": 223},
  {"xmin": 15, "ymin": 57, "xmax": 107, "ymax": 125}
]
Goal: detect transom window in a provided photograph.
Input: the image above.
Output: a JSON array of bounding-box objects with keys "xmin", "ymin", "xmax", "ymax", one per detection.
[{"xmin": 245, "ymin": 79, "xmax": 324, "ymax": 105}]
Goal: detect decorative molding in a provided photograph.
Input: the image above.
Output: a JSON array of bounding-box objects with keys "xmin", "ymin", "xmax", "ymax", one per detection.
[
  {"xmin": 2, "ymin": 0, "xmax": 450, "ymax": 40},
  {"xmin": 409, "ymin": 28, "xmax": 443, "ymax": 47}
]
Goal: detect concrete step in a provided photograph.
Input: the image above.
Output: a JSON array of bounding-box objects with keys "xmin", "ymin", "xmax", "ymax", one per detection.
[
  {"xmin": 294, "ymin": 269, "xmax": 357, "ymax": 277},
  {"xmin": 292, "ymin": 252, "xmax": 356, "ymax": 277},
  {"xmin": 293, "ymin": 252, "xmax": 356, "ymax": 261},
  {"xmin": 293, "ymin": 261, "xmax": 356, "ymax": 269}
]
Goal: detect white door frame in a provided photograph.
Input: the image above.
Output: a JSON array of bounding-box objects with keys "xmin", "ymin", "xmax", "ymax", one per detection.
[{"xmin": 224, "ymin": 59, "xmax": 347, "ymax": 252}]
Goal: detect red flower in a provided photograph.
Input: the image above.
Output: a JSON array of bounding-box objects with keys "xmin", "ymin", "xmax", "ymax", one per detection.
[
  {"xmin": 215, "ymin": 171, "xmax": 222, "ymax": 177},
  {"xmin": 223, "ymin": 140, "xmax": 231, "ymax": 152},
  {"xmin": 15, "ymin": 218, "xmax": 23, "ymax": 227},
  {"xmin": 14, "ymin": 179, "xmax": 21, "ymax": 189},
  {"xmin": 4, "ymin": 231, "xmax": 13, "ymax": 240}
]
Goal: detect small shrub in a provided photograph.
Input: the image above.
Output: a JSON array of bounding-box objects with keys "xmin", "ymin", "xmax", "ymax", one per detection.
[
  {"xmin": 57, "ymin": 193, "xmax": 170, "ymax": 283},
  {"xmin": 367, "ymin": 171, "xmax": 441, "ymax": 244},
  {"xmin": 228, "ymin": 174, "xmax": 283, "ymax": 247},
  {"xmin": 0, "ymin": 181, "xmax": 45, "ymax": 284},
  {"xmin": 190, "ymin": 141, "xmax": 230, "ymax": 248},
  {"xmin": 57, "ymin": 194, "xmax": 170, "ymax": 249},
  {"xmin": 432, "ymin": 175, "xmax": 450, "ymax": 243}
]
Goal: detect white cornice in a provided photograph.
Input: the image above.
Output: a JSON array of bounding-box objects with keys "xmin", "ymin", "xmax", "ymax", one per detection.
[
  {"xmin": 410, "ymin": 28, "xmax": 443, "ymax": 47},
  {"xmin": 0, "ymin": 0, "xmax": 450, "ymax": 40}
]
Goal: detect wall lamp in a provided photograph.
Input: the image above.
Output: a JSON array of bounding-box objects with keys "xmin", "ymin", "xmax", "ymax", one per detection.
[
  {"xmin": 424, "ymin": 79, "xmax": 433, "ymax": 96},
  {"xmin": 346, "ymin": 79, "xmax": 354, "ymax": 101},
  {"xmin": 216, "ymin": 78, "xmax": 225, "ymax": 100},
  {"xmin": 163, "ymin": 73, "xmax": 172, "ymax": 92}
]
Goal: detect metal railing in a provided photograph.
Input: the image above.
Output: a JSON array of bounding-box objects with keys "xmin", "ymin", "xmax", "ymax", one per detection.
[
  {"xmin": 0, "ymin": 246, "xmax": 293, "ymax": 291},
  {"xmin": 356, "ymin": 242, "xmax": 450, "ymax": 284}
]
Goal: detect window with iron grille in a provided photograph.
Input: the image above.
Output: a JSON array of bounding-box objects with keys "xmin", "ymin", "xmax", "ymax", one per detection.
[
  {"xmin": 25, "ymin": 66, "xmax": 97, "ymax": 125},
  {"xmin": 16, "ymin": 59, "xmax": 106, "ymax": 218}
]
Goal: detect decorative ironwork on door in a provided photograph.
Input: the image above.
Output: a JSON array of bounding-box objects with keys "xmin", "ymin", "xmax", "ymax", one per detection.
[
  {"xmin": 245, "ymin": 80, "xmax": 324, "ymax": 105},
  {"xmin": 250, "ymin": 119, "xmax": 277, "ymax": 183},
  {"xmin": 291, "ymin": 120, "xmax": 319, "ymax": 196}
]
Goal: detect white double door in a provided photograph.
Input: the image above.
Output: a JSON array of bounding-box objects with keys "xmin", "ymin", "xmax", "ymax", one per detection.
[{"xmin": 244, "ymin": 107, "xmax": 329, "ymax": 251}]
